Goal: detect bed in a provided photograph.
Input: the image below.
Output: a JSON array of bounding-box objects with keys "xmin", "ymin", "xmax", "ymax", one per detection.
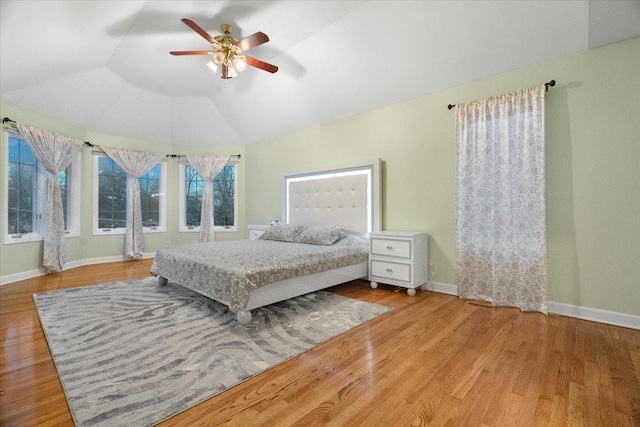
[{"xmin": 151, "ymin": 159, "xmax": 381, "ymax": 325}]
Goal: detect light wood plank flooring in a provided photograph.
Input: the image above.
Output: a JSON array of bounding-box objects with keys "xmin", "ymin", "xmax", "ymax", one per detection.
[{"xmin": 1, "ymin": 260, "xmax": 639, "ymax": 426}]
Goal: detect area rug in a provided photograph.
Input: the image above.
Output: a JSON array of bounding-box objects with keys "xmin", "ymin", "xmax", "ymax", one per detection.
[{"xmin": 33, "ymin": 276, "xmax": 391, "ymax": 426}]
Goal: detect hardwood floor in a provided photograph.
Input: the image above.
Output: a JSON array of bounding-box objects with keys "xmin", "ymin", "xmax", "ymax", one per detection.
[{"xmin": 1, "ymin": 260, "xmax": 639, "ymax": 426}]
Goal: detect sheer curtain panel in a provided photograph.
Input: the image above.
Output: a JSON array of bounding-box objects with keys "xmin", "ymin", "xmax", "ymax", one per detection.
[
  {"xmin": 186, "ymin": 155, "xmax": 230, "ymax": 243},
  {"xmin": 16, "ymin": 123, "xmax": 84, "ymax": 272},
  {"xmin": 102, "ymin": 147, "xmax": 164, "ymax": 258},
  {"xmin": 455, "ymin": 85, "xmax": 547, "ymax": 313}
]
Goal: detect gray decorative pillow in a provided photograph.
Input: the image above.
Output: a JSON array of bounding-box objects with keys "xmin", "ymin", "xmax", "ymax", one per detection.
[
  {"xmin": 258, "ymin": 223, "xmax": 305, "ymax": 242},
  {"xmin": 291, "ymin": 225, "xmax": 346, "ymax": 245}
]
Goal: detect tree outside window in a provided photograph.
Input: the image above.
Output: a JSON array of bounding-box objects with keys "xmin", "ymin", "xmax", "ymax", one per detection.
[
  {"xmin": 97, "ymin": 157, "xmax": 127, "ymax": 229},
  {"xmin": 7, "ymin": 137, "xmax": 37, "ymax": 234},
  {"xmin": 139, "ymin": 165, "xmax": 161, "ymax": 228},
  {"xmin": 57, "ymin": 169, "xmax": 68, "ymax": 231}
]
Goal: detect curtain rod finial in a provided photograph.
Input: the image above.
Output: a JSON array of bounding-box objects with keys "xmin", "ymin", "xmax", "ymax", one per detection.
[
  {"xmin": 448, "ymin": 104, "xmax": 456, "ymax": 110},
  {"xmin": 545, "ymin": 80, "xmax": 556, "ymax": 91}
]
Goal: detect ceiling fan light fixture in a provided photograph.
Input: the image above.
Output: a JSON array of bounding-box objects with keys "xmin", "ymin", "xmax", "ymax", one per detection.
[
  {"xmin": 207, "ymin": 60, "xmax": 218, "ymax": 72},
  {"xmin": 235, "ymin": 56, "xmax": 247, "ymax": 72},
  {"xmin": 213, "ymin": 51, "xmax": 225, "ymax": 65},
  {"xmin": 228, "ymin": 67, "xmax": 238, "ymax": 78}
]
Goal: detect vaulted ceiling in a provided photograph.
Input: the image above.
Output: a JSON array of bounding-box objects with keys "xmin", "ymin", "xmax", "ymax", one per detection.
[{"xmin": 1, "ymin": 1, "xmax": 639, "ymax": 148}]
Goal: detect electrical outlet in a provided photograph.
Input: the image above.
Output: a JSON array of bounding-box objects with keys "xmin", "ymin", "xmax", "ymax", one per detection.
[{"xmin": 428, "ymin": 263, "xmax": 438, "ymax": 280}]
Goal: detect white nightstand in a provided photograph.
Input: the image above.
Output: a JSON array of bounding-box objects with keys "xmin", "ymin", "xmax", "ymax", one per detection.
[
  {"xmin": 368, "ymin": 231, "xmax": 429, "ymax": 296},
  {"xmin": 248, "ymin": 224, "xmax": 269, "ymax": 240}
]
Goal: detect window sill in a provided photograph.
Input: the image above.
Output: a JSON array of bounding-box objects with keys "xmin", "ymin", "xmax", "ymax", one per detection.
[
  {"xmin": 179, "ymin": 227, "xmax": 238, "ymax": 233},
  {"xmin": 144, "ymin": 227, "xmax": 167, "ymax": 234},
  {"xmin": 4, "ymin": 230, "xmax": 85, "ymax": 244},
  {"xmin": 3, "ymin": 233, "xmax": 44, "ymax": 245},
  {"xmin": 93, "ymin": 227, "xmax": 166, "ymax": 236}
]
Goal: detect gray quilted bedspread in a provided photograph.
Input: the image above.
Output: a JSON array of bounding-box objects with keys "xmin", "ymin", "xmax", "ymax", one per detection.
[{"xmin": 150, "ymin": 235, "xmax": 369, "ymax": 313}]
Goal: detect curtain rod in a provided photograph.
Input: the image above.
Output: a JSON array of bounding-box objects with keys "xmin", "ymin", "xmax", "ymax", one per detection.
[
  {"xmin": 3, "ymin": 117, "xmax": 93, "ymax": 145},
  {"xmin": 3, "ymin": 118, "xmax": 240, "ymax": 159},
  {"xmin": 447, "ymin": 80, "xmax": 556, "ymax": 110},
  {"xmin": 166, "ymin": 154, "xmax": 241, "ymax": 159}
]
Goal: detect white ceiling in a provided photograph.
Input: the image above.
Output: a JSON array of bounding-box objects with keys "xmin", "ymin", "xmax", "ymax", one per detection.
[{"xmin": 1, "ymin": 1, "xmax": 639, "ymax": 149}]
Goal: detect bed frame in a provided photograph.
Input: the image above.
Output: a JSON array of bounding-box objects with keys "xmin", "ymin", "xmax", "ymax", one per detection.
[{"xmin": 159, "ymin": 159, "xmax": 381, "ymax": 325}]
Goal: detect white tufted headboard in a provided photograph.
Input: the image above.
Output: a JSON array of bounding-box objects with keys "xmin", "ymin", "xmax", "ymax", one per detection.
[{"xmin": 284, "ymin": 159, "xmax": 381, "ymax": 235}]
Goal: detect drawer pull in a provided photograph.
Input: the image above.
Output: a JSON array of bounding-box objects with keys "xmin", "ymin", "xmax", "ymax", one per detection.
[
  {"xmin": 386, "ymin": 245, "xmax": 393, "ymax": 250},
  {"xmin": 386, "ymin": 268, "xmax": 393, "ymax": 273}
]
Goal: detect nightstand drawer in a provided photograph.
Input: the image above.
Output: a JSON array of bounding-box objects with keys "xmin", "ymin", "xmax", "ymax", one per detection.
[
  {"xmin": 371, "ymin": 238, "xmax": 412, "ymax": 259},
  {"xmin": 370, "ymin": 260, "xmax": 411, "ymax": 283}
]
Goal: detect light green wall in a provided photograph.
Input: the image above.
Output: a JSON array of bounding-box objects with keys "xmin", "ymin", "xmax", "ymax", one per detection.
[
  {"xmin": 0, "ymin": 102, "xmax": 246, "ymax": 276},
  {"xmin": 246, "ymin": 37, "xmax": 640, "ymax": 316}
]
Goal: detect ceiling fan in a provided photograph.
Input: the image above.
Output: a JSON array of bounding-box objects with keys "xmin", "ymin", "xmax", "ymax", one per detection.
[{"xmin": 170, "ymin": 18, "xmax": 278, "ymax": 80}]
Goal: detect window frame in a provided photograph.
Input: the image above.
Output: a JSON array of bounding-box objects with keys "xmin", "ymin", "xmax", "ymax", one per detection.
[
  {"xmin": 92, "ymin": 153, "xmax": 167, "ymax": 236},
  {"xmin": 3, "ymin": 131, "xmax": 81, "ymax": 244},
  {"xmin": 178, "ymin": 161, "xmax": 238, "ymax": 233}
]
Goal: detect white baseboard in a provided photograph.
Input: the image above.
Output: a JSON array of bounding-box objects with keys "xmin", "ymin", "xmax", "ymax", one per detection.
[
  {"xmin": 422, "ymin": 280, "xmax": 459, "ymax": 296},
  {"xmin": 424, "ymin": 281, "xmax": 639, "ymax": 330},
  {"xmin": 546, "ymin": 301, "xmax": 640, "ymax": 330},
  {"xmin": 81, "ymin": 253, "xmax": 155, "ymax": 266},
  {"xmin": 0, "ymin": 252, "xmax": 156, "ymax": 286}
]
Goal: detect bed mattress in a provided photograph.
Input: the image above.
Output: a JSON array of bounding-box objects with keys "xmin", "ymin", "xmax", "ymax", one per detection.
[{"xmin": 150, "ymin": 235, "xmax": 369, "ymax": 313}]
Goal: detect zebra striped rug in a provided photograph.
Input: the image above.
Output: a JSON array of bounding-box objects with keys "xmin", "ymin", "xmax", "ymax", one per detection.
[{"xmin": 34, "ymin": 276, "xmax": 391, "ymax": 426}]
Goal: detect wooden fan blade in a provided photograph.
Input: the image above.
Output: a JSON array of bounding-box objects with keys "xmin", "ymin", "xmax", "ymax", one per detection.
[
  {"xmin": 245, "ymin": 56, "xmax": 278, "ymax": 73},
  {"xmin": 181, "ymin": 18, "xmax": 217, "ymax": 45},
  {"xmin": 221, "ymin": 64, "xmax": 230, "ymax": 79},
  {"xmin": 235, "ymin": 32, "xmax": 269, "ymax": 52},
  {"xmin": 170, "ymin": 50, "xmax": 213, "ymax": 56}
]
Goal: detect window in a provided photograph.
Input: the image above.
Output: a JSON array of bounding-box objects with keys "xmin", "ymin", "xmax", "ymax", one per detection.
[
  {"xmin": 92, "ymin": 154, "xmax": 166, "ymax": 234},
  {"xmin": 138, "ymin": 164, "xmax": 162, "ymax": 229},
  {"xmin": 4, "ymin": 133, "xmax": 80, "ymax": 244},
  {"xmin": 58, "ymin": 168, "xmax": 69, "ymax": 231},
  {"xmin": 6, "ymin": 137, "xmax": 38, "ymax": 236},
  {"xmin": 178, "ymin": 162, "xmax": 237, "ymax": 232},
  {"xmin": 96, "ymin": 156, "xmax": 126, "ymax": 230}
]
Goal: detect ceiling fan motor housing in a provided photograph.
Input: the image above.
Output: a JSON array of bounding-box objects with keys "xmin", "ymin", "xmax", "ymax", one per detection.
[{"xmin": 212, "ymin": 25, "xmax": 242, "ymax": 68}]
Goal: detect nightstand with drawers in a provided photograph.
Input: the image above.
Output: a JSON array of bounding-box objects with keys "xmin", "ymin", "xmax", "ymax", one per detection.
[
  {"xmin": 248, "ymin": 224, "xmax": 269, "ymax": 240},
  {"xmin": 368, "ymin": 231, "xmax": 429, "ymax": 296}
]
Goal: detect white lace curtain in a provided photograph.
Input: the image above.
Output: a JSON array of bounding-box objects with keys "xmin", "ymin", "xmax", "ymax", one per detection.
[
  {"xmin": 186, "ymin": 155, "xmax": 230, "ymax": 243},
  {"xmin": 455, "ymin": 84, "xmax": 547, "ymax": 313},
  {"xmin": 17, "ymin": 123, "xmax": 84, "ymax": 273},
  {"xmin": 102, "ymin": 147, "xmax": 164, "ymax": 258}
]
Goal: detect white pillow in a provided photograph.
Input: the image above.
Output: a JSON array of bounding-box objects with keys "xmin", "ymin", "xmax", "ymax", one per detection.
[
  {"xmin": 258, "ymin": 223, "xmax": 305, "ymax": 242},
  {"xmin": 291, "ymin": 225, "xmax": 346, "ymax": 245}
]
